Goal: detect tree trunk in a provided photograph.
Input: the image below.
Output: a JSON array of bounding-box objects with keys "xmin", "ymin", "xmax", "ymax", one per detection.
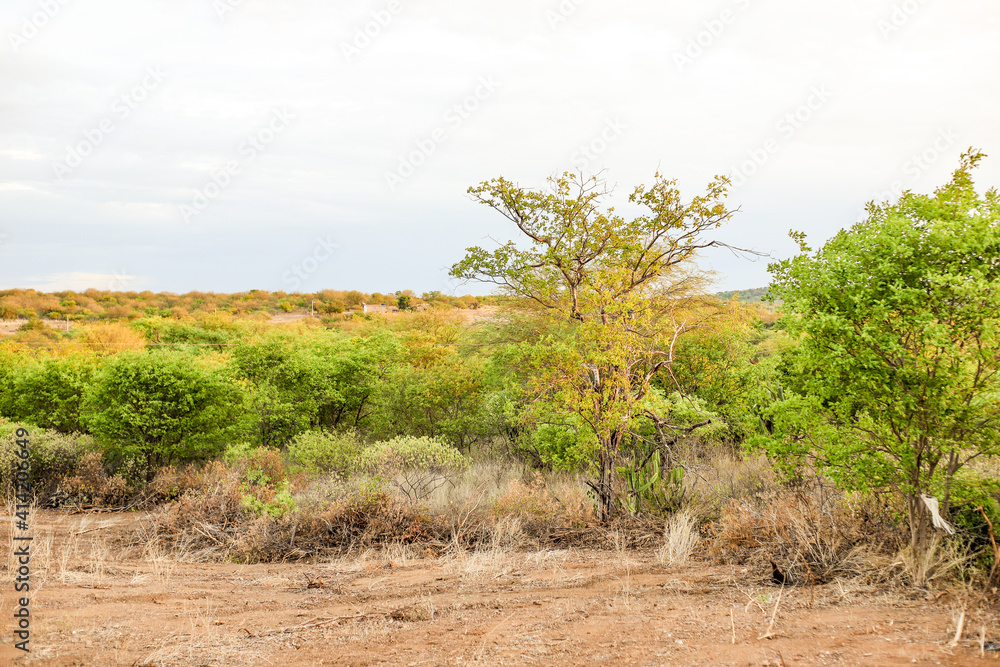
[
  {"xmin": 597, "ymin": 431, "xmax": 624, "ymax": 523},
  {"xmin": 907, "ymin": 493, "xmax": 931, "ymax": 556}
]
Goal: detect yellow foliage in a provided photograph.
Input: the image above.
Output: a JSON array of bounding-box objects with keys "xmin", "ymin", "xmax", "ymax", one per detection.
[{"xmin": 73, "ymin": 322, "xmax": 147, "ymax": 355}]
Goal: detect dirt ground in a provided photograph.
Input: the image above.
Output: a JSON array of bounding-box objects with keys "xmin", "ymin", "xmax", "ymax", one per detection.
[{"xmin": 1, "ymin": 511, "xmax": 997, "ymax": 666}]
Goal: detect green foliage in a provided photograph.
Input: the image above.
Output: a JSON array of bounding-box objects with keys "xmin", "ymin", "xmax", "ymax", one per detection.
[
  {"xmin": 232, "ymin": 330, "xmax": 402, "ymax": 447},
  {"xmin": 524, "ymin": 420, "xmax": 594, "ymax": 471},
  {"xmin": 82, "ymin": 350, "xmax": 243, "ymax": 477},
  {"xmin": 661, "ymin": 317, "xmax": 782, "ymax": 441},
  {"xmin": 227, "ymin": 445, "xmax": 296, "ymax": 518},
  {"xmin": 943, "ymin": 472, "xmax": 1000, "ymax": 569},
  {"xmin": 0, "ymin": 354, "xmax": 100, "ymax": 433},
  {"xmin": 764, "ymin": 149, "xmax": 1000, "ymax": 553},
  {"xmin": 286, "ymin": 429, "xmax": 362, "ymax": 477},
  {"xmin": 372, "ymin": 348, "xmax": 487, "ymax": 448},
  {"xmin": 232, "ymin": 334, "xmax": 326, "ymax": 447},
  {"xmin": 359, "ymin": 435, "xmax": 470, "ymax": 472},
  {"xmin": 451, "ymin": 170, "xmax": 737, "ymax": 520},
  {"xmin": 714, "ymin": 287, "xmax": 771, "ymax": 303},
  {"xmin": 136, "ymin": 319, "xmax": 234, "ymax": 349},
  {"xmin": 358, "ymin": 435, "xmax": 470, "ymax": 502}
]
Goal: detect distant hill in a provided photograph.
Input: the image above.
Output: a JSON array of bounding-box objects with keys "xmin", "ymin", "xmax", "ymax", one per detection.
[{"xmin": 714, "ymin": 287, "xmax": 771, "ymax": 303}]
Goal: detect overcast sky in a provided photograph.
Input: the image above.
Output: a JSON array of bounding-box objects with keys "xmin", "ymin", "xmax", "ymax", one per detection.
[{"xmin": 1, "ymin": 0, "xmax": 998, "ymax": 296}]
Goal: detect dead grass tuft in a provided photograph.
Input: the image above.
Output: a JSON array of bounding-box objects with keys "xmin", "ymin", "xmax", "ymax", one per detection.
[{"xmin": 657, "ymin": 509, "xmax": 700, "ymax": 567}]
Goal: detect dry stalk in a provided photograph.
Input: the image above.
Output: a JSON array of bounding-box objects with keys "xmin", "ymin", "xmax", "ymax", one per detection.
[
  {"xmin": 948, "ymin": 608, "xmax": 966, "ymax": 647},
  {"xmin": 758, "ymin": 584, "xmax": 784, "ymax": 640},
  {"xmin": 737, "ymin": 587, "xmax": 766, "ymax": 615}
]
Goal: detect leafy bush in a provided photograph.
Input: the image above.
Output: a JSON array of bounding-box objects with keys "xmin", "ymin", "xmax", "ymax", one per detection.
[
  {"xmin": 82, "ymin": 350, "xmax": 244, "ymax": 478},
  {"xmin": 358, "ymin": 435, "xmax": 470, "ymax": 502},
  {"xmin": 1, "ymin": 355, "xmax": 100, "ymax": 433},
  {"xmin": 225, "ymin": 443, "xmax": 296, "ymax": 518},
  {"xmin": 286, "ymin": 429, "xmax": 362, "ymax": 477}
]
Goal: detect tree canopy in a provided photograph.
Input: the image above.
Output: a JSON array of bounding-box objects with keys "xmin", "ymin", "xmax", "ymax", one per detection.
[
  {"xmin": 764, "ymin": 149, "xmax": 1000, "ymax": 554},
  {"xmin": 452, "ymin": 171, "xmax": 740, "ymax": 519}
]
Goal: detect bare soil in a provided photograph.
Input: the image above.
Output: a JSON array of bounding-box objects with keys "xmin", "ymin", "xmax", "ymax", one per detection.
[{"xmin": 1, "ymin": 511, "xmax": 997, "ymax": 666}]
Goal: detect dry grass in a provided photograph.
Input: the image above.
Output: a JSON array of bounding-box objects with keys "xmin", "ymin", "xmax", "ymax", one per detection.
[
  {"xmin": 897, "ymin": 535, "xmax": 973, "ymax": 589},
  {"xmin": 657, "ymin": 509, "xmax": 700, "ymax": 567},
  {"xmin": 708, "ymin": 482, "xmax": 901, "ymax": 584}
]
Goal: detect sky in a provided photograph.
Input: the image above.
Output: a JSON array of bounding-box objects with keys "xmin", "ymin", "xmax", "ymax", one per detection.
[{"xmin": 1, "ymin": 0, "xmax": 998, "ymax": 296}]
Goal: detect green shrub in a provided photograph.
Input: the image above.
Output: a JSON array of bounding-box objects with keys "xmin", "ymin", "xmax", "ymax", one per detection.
[
  {"xmin": 286, "ymin": 429, "xmax": 362, "ymax": 477},
  {"xmin": 358, "ymin": 435, "xmax": 470, "ymax": 502},
  {"xmin": 947, "ymin": 473, "xmax": 1000, "ymax": 571},
  {"xmin": 82, "ymin": 350, "xmax": 244, "ymax": 479},
  {"xmin": 359, "ymin": 435, "xmax": 470, "ymax": 472},
  {"xmin": 2, "ymin": 355, "xmax": 100, "ymax": 433},
  {"xmin": 224, "ymin": 444, "xmax": 296, "ymax": 518}
]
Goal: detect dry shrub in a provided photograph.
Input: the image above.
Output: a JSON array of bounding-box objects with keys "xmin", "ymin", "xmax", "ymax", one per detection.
[
  {"xmin": 146, "ymin": 461, "xmax": 229, "ymax": 504},
  {"xmin": 293, "ymin": 482, "xmax": 434, "ymax": 555},
  {"xmin": 708, "ymin": 484, "xmax": 902, "ymax": 584},
  {"xmin": 127, "ymin": 472, "xmax": 248, "ymax": 561},
  {"xmin": 491, "ymin": 473, "xmax": 593, "ymax": 535},
  {"xmin": 129, "ymin": 476, "xmax": 439, "ymax": 563},
  {"xmin": 897, "ymin": 535, "xmax": 974, "ymax": 589},
  {"xmin": 684, "ymin": 453, "xmax": 777, "ymax": 517},
  {"xmin": 60, "ymin": 452, "xmax": 138, "ymax": 507}
]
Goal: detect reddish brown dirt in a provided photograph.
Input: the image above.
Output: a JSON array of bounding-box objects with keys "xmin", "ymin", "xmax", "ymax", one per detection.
[{"xmin": 1, "ymin": 512, "xmax": 996, "ymax": 666}]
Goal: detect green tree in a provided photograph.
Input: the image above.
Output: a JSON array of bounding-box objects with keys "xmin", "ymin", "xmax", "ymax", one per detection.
[
  {"xmin": 764, "ymin": 149, "xmax": 1000, "ymax": 556},
  {"xmin": 451, "ymin": 171, "xmax": 738, "ymax": 520},
  {"xmin": 82, "ymin": 350, "xmax": 243, "ymax": 478},
  {"xmin": 313, "ymin": 332, "xmax": 402, "ymax": 431},
  {"xmin": 231, "ymin": 334, "xmax": 333, "ymax": 447}
]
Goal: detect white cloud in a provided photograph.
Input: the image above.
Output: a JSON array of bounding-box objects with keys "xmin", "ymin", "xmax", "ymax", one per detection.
[{"xmin": 1, "ymin": 0, "xmax": 998, "ymax": 293}]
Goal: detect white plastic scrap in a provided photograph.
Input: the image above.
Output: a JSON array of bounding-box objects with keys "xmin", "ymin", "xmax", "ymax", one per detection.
[{"xmin": 921, "ymin": 495, "xmax": 955, "ymax": 535}]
